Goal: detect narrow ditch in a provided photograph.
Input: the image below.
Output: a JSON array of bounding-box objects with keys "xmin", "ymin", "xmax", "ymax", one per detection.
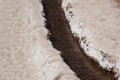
[{"xmin": 41, "ymin": 0, "xmax": 117, "ymax": 80}]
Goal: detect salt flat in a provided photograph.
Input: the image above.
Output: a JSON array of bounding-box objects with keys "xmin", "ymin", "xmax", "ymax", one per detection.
[{"xmin": 0, "ymin": 0, "xmax": 79, "ymax": 80}]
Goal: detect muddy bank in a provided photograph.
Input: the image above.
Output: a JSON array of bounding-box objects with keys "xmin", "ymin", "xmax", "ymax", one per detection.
[{"xmin": 42, "ymin": 0, "xmax": 116, "ymax": 80}]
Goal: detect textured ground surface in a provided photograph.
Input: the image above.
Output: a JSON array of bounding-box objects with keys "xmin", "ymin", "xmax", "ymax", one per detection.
[
  {"xmin": 0, "ymin": 0, "xmax": 118, "ymax": 80},
  {"xmin": 0, "ymin": 0, "xmax": 79, "ymax": 80}
]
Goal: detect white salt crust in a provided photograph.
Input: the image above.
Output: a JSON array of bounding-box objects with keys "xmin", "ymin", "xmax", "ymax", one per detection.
[{"xmin": 0, "ymin": 0, "xmax": 80, "ymax": 80}]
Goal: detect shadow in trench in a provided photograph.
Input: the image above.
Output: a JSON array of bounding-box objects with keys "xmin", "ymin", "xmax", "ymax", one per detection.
[{"xmin": 41, "ymin": 0, "xmax": 117, "ymax": 80}]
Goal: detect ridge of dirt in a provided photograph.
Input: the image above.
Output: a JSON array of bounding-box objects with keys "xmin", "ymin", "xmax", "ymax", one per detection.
[{"xmin": 41, "ymin": 0, "xmax": 117, "ymax": 80}]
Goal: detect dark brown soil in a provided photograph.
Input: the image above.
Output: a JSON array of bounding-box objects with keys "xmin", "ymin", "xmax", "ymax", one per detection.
[
  {"xmin": 42, "ymin": 0, "xmax": 117, "ymax": 80},
  {"xmin": 115, "ymin": 0, "xmax": 120, "ymax": 7},
  {"xmin": 116, "ymin": 0, "xmax": 120, "ymax": 4}
]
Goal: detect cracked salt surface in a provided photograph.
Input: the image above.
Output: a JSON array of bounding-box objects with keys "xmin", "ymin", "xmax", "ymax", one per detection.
[
  {"xmin": 62, "ymin": 0, "xmax": 120, "ymax": 79},
  {"xmin": 0, "ymin": 0, "xmax": 80, "ymax": 80}
]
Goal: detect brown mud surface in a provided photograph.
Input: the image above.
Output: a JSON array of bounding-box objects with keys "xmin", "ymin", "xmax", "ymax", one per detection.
[{"xmin": 42, "ymin": 0, "xmax": 117, "ymax": 80}]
